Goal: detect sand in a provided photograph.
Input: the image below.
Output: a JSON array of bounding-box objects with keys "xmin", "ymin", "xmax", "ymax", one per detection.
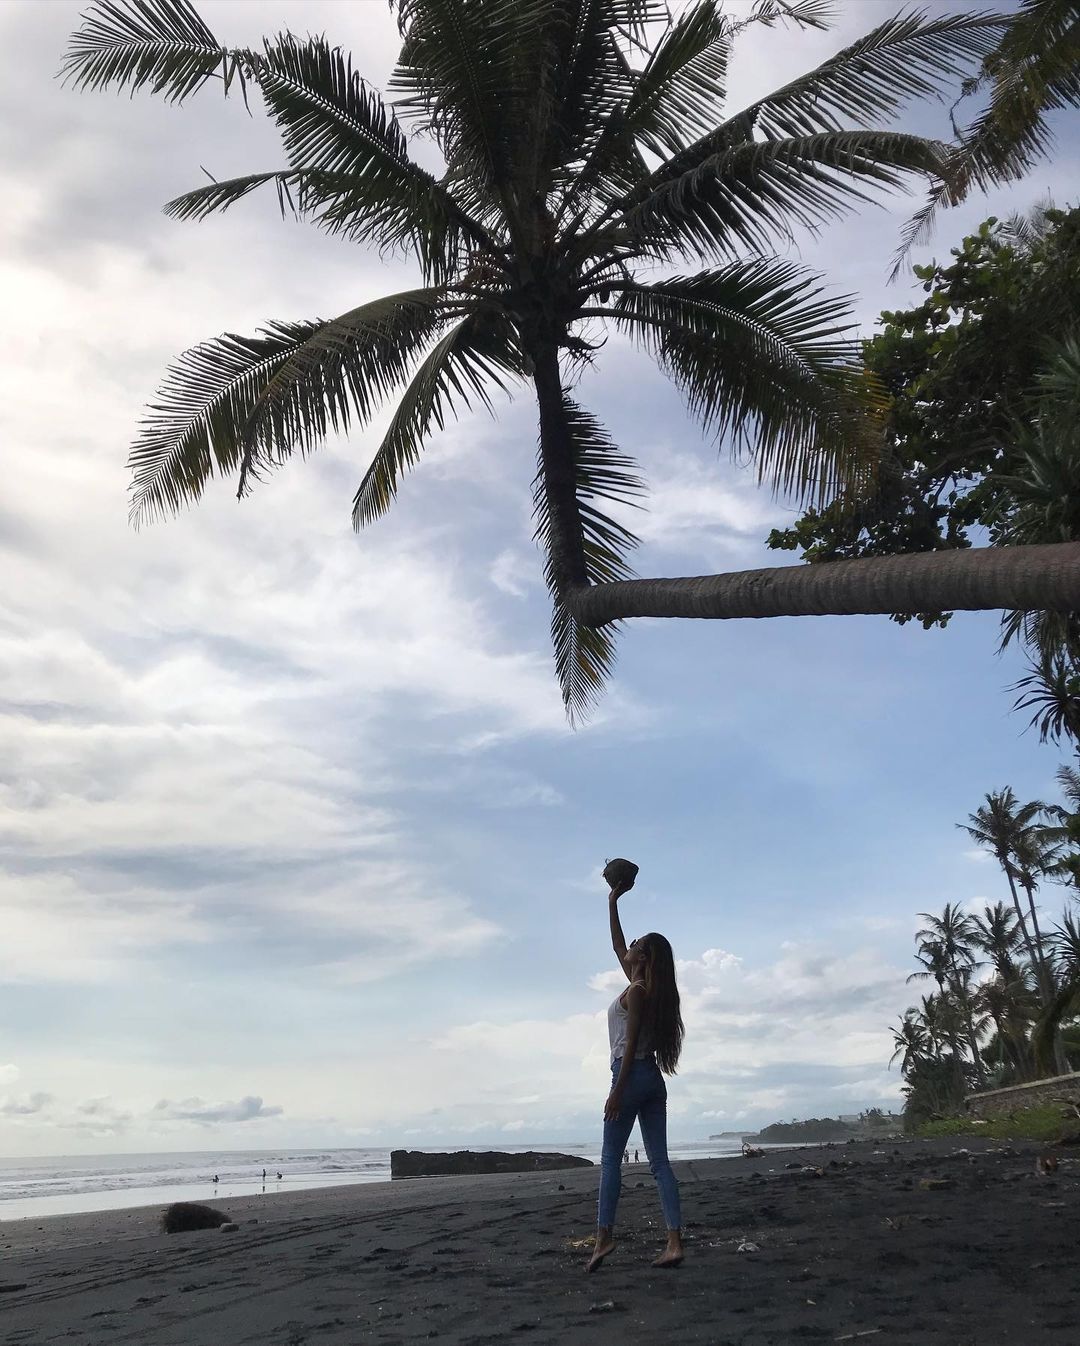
[{"xmin": 2, "ymin": 1138, "xmax": 1078, "ymax": 1344}]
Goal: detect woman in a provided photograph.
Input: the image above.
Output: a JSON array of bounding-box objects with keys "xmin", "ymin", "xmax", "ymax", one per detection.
[{"xmin": 587, "ymin": 876, "xmax": 685, "ymax": 1272}]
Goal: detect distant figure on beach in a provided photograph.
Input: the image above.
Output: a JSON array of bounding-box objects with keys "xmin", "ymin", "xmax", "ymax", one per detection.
[
  {"xmin": 623, "ymin": 1149, "xmax": 629, "ymax": 1165},
  {"xmin": 262, "ymin": 1169, "xmax": 267, "ymax": 1180},
  {"xmin": 212, "ymin": 1175, "xmax": 219, "ymax": 1184},
  {"xmin": 634, "ymin": 1149, "xmax": 640, "ymax": 1164},
  {"xmin": 276, "ymin": 1172, "xmax": 283, "ymax": 1180},
  {"xmin": 587, "ymin": 862, "xmax": 684, "ymax": 1273}
]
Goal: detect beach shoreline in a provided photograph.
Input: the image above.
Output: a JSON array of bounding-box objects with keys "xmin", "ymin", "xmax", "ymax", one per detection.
[{"xmin": 3, "ymin": 1138, "xmax": 1077, "ymax": 1343}]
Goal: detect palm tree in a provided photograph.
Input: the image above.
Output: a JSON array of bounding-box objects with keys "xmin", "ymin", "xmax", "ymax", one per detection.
[
  {"xmin": 913, "ymin": 993, "xmax": 948, "ymax": 1067},
  {"xmin": 1050, "ymin": 911, "xmax": 1080, "ymax": 979},
  {"xmin": 961, "ymin": 790, "xmax": 1046, "ymax": 980},
  {"xmin": 890, "ymin": 1008, "xmax": 930, "ymax": 1076},
  {"xmin": 62, "ymin": 0, "xmax": 1080, "ymax": 716},
  {"xmin": 1040, "ymin": 764, "xmax": 1080, "ymax": 892},
  {"xmin": 1010, "ymin": 824, "xmax": 1064, "ymax": 1030},
  {"xmin": 975, "ymin": 973, "xmax": 1036, "ymax": 1080},
  {"xmin": 1033, "ymin": 972, "xmax": 1080, "ymax": 1074},
  {"xmin": 972, "ymin": 900, "xmax": 1026, "ymax": 982},
  {"xmin": 916, "ymin": 904, "xmax": 985, "ymax": 1081}
]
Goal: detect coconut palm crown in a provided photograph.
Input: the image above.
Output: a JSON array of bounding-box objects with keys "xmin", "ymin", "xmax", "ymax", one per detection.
[{"xmin": 65, "ymin": 0, "xmax": 1028, "ymax": 718}]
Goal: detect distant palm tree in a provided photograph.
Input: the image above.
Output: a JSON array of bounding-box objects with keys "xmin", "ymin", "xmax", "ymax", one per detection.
[
  {"xmin": 1033, "ymin": 972, "xmax": 1080, "ymax": 1074},
  {"xmin": 61, "ymin": 0, "xmax": 1080, "ymax": 717},
  {"xmin": 1011, "ymin": 825, "xmax": 1060, "ymax": 994},
  {"xmin": 1050, "ymin": 910, "xmax": 1080, "ymax": 979},
  {"xmin": 961, "ymin": 788, "xmax": 1068, "ymax": 1071},
  {"xmin": 915, "ymin": 905, "xmax": 985, "ymax": 1081},
  {"xmin": 1040, "ymin": 764, "xmax": 1080, "ymax": 891},
  {"xmin": 976, "ymin": 973, "xmax": 1036, "ymax": 1079},
  {"xmin": 890, "ymin": 1009, "xmax": 930, "ymax": 1076},
  {"xmin": 972, "ymin": 901, "xmax": 1026, "ymax": 982},
  {"xmin": 962, "ymin": 790, "xmax": 1046, "ymax": 980}
]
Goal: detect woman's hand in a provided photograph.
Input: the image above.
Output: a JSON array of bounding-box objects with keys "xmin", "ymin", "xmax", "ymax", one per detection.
[{"xmin": 604, "ymin": 1090, "xmax": 623, "ymax": 1122}]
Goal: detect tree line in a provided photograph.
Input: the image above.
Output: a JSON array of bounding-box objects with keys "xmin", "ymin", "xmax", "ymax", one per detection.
[{"xmin": 893, "ymin": 775, "xmax": 1080, "ymax": 1126}]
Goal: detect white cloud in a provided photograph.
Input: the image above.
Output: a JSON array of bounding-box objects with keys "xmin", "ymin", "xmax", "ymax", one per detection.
[
  {"xmin": 0, "ymin": 1092, "xmax": 52, "ymax": 1117},
  {"xmin": 489, "ymin": 549, "xmax": 537, "ymax": 599},
  {"xmin": 153, "ymin": 1095, "xmax": 283, "ymax": 1124}
]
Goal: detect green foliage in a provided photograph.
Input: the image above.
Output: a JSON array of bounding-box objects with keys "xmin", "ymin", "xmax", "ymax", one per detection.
[
  {"xmin": 767, "ymin": 206, "xmax": 1080, "ymax": 631},
  {"xmin": 916, "ymin": 1104, "xmax": 1070, "ymax": 1140}
]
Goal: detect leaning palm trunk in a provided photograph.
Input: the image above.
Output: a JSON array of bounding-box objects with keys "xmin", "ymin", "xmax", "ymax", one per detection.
[{"xmin": 566, "ymin": 541, "xmax": 1080, "ymax": 624}]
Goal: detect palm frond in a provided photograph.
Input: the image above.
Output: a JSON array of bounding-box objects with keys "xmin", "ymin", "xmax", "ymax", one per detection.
[
  {"xmin": 1011, "ymin": 652, "xmax": 1080, "ymax": 747},
  {"xmin": 896, "ymin": 3, "xmax": 1079, "ymax": 268},
  {"xmin": 632, "ymin": 0, "xmax": 731, "ymax": 156},
  {"xmin": 614, "ymin": 130, "xmax": 952, "ymax": 264},
  {"xmin": 532, "ymin": 398, "xmax": 644, "ymax": 721},
  {"xmin": 390, "ymin": 0, "xmax": 539, "ymax": 212},
  {"xmin": 738, "ymin": 9, "xmax": 1003, "ymax": 140},
  {"xmin": 352, "ymin": 312, "xmax": 524, "ymax": 528},
  {"xmin": 60, "ymin": 0, "xmax": 244, "ymax": 103},
  {"xmin": 606, "ymin": 260, "xmax": 880, "ymax": 504},
  {"xmin": 960, "ymin": 0, "xmax": 1080, "ymax": 190},
  {"xmin": 129, "ymin": 290, "xmax": 450, "ymax": 525},
  {"xmin": 532, "ymin": 1, "xmax": 647, "ymax": 201},
  {"xmin": 735, "ymin": 0, "xmax": 834, "ymax": 34},
  {"xmin": 254, "ymin": 34, "xmax": 490, "ymax": 275}
]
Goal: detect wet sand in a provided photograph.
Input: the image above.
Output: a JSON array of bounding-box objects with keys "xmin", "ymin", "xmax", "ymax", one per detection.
[{"xmin": 2, "ymin": 1139, "xmax": 1078, "ymax": 1344}]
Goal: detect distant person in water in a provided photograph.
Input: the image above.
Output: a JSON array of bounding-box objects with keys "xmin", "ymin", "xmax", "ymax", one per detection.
[
  {"xmin": 212, "ymin": 1175, "xmax": 219, "ymax": 1184},
  {"xmin": 277, "ymin": 1172, "xmax": 283, "ymax": 1180},
  {"xmin": 587, "ymin": 873, "xmax": 685, "ymax": 1272},
  {"xmin": 262, "ymin": 1169, "xmax": 267, "ymax": 1180}
]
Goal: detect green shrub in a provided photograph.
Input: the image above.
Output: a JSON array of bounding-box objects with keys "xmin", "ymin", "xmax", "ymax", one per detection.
[{"xmin": 916, "ymin": 1106, "xmax": 1069, "ymax": 1141}]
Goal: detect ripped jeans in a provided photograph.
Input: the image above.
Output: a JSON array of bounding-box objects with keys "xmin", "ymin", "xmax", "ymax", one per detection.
[{"xmin": 598, "ymin": 1056, "xmax": 681, "ymax": 1230}]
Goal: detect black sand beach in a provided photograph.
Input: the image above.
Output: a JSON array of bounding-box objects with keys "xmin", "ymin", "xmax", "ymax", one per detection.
[{"xmin": 2, "ymin": 1139, "xmax": 1078, "ymax": 1344}]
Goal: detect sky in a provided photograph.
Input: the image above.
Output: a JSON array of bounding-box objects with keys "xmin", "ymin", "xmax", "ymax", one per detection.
[{"xmin": 1, "ymin": 0, "xmax": 1078, "ymax": 1158}]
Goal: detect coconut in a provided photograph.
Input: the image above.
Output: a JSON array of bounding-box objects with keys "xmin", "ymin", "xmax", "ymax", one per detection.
[{"xmin": 603, "ymin": 858, "xmax": 639, "ymax": 892}]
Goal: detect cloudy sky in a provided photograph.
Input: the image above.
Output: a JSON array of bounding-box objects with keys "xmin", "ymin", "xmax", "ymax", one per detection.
[{"xmin": 1, "ymin": 0, "xmax": 1077, "ymax": 1158}]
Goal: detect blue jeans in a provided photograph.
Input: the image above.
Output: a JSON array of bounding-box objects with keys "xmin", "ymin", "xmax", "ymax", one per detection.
[{"xmin": 598, "ymin": 1057, "xmax": 681, "ymax": 1230}]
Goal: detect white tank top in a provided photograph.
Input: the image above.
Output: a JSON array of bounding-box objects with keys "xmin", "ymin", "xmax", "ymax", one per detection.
[{"xmin": 608, "ymin": 986, "xmax": 654, "ymax": 1065}]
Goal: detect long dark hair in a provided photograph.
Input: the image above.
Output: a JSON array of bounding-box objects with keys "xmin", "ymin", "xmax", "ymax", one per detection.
[{"xmin": 639, "ymin": 933, "xmax": 684, "ymax": 1074}]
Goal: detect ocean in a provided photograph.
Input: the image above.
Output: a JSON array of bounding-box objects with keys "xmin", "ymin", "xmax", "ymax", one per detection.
[{"xmin": 0, "ymin": 1139, "xmax": 753, "ymax": 1223}]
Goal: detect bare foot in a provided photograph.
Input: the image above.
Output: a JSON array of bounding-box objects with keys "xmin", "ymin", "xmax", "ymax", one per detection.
[
  {"xmin": 586, "ymin": 1234, "xmax": 615, "ymax": 1272},
  {"xmin": 653, "ymin": 1237, "xmax": 684, "ymax": 1268}
]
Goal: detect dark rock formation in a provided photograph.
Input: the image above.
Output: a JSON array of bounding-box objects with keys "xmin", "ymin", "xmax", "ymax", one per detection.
[
  {"xmin": 161, "ymin": 1202, "xmax": 230, "ymax": 1233},
  {"xmin": 390, "ymin": 1150, "xmax": 593, "ymax": 1178}
]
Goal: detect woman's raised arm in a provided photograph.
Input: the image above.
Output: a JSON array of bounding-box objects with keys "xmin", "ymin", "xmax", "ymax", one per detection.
[{"xmin": 608, "ymin": 887, "xmax": 631, "ymax": 981}]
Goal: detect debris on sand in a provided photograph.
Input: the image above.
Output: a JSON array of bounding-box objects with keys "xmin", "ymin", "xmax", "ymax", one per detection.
[{"xmin": 161, "ymin": 1202, "xmax": 231, "ymax": 1234}]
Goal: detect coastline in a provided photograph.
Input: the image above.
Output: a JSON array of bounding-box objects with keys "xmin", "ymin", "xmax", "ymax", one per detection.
[{"xmin": 3, "ymin": 1138, "xmax": 1077, "ymax": 1343}]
